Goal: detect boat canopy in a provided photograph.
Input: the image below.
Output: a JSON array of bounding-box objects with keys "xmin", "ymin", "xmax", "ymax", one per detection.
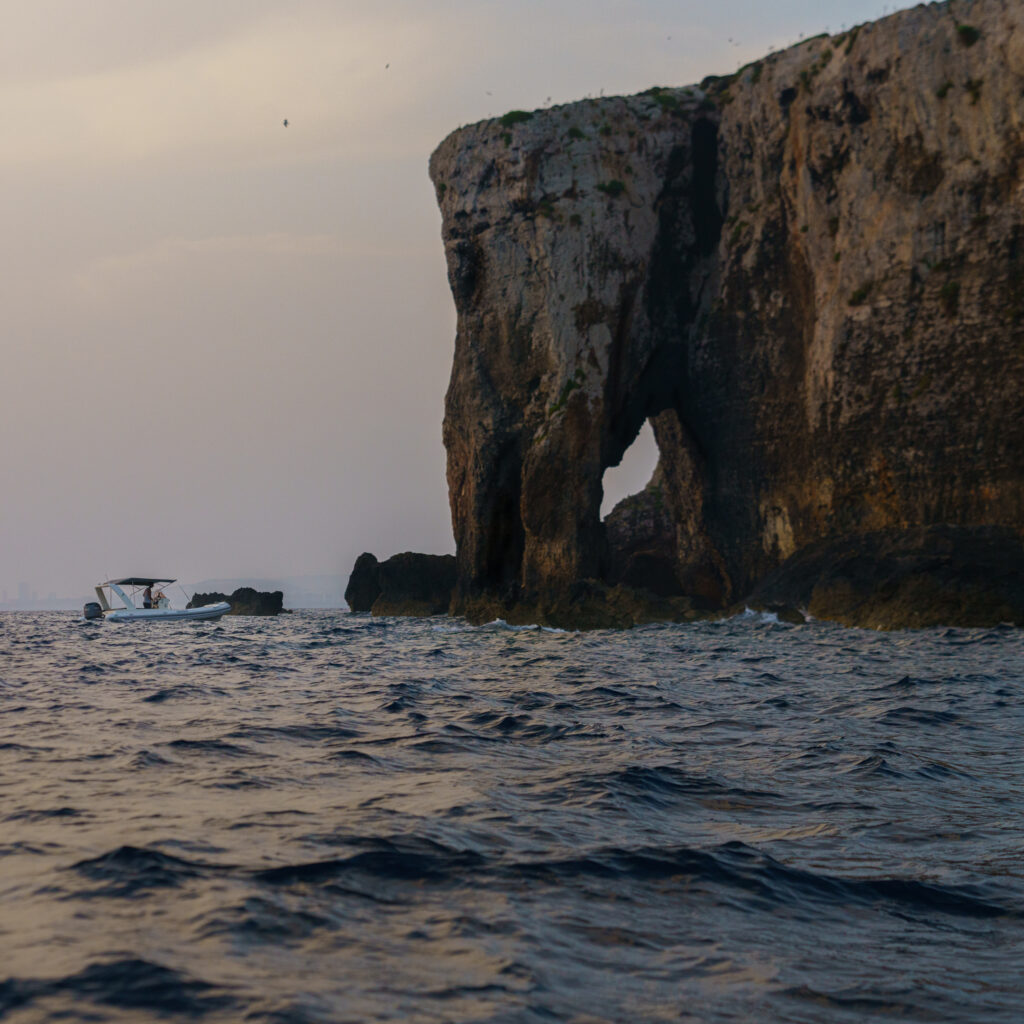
[{"xmin": 101, "ymin": 577, "xmax": 175, "ymax": 587}]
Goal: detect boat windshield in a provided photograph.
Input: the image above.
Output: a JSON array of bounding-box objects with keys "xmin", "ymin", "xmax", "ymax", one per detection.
[{"xmin": 97, "ymin": 578, "xmax": 175, "ymax": 611}]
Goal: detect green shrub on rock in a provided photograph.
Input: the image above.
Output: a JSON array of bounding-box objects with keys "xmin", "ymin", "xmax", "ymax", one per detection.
[
  {"xmin": 499, "ymin": 109, "xmax": 533, "ymax": 127},
  {"xmin": 956, "ymin": 24, "xmax": 981, "ymax": 47}
]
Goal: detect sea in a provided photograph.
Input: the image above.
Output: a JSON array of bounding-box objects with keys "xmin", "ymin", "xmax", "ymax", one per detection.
[{"xmin": 1, "ymin": 609, "xmax": 1022, "ymax": 1023}]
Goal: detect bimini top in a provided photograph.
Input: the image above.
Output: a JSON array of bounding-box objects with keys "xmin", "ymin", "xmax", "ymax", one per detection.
[{"xmin": 101, "ymin": 577, "xmax": 176, "ymax": 587}]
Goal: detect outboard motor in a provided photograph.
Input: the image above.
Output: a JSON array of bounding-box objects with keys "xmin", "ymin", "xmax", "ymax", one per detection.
[{"xmin": 83, "ymin": 602, "xmax": 103, "ymax": 620}]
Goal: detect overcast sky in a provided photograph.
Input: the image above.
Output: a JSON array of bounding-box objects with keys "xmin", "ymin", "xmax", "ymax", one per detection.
[{"xmin": 2, "ymin": 0, "xmax": 908, "ymax": 600}]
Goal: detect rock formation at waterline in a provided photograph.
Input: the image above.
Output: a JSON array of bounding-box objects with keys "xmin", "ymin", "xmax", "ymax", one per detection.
[
  {"xmin": 345, "ymin": 554, "xmax": 384, "ymax": 612},
  {"xmin": 188, "ymin": 588, "xmax": 285, "ymax": 616},
  {"xmin": 345, "ymin": 552, "xmax": 457, "ymax": 617},
  {"xmin": 422, "ymin": 0, "xmax": 1024, "ymax": 628},
  {"xmin": 747, "ymin": 524, "xmax": 1024, "ymax": 629}
]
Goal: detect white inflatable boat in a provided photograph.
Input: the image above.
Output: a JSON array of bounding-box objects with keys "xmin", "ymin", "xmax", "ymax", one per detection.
[{"xmin": 84, "ymin": 578, "xmax": 230, "ymax": 623}]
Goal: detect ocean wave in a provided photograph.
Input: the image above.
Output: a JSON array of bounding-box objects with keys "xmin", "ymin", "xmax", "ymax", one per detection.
[
  {"xmin": 564, "ymin": 764, "xmax": 783, "ymax": 811},
  {"xmin": 254, "ymin": 838, "xmax": 485, "ymax": 886},
  {"xmin": 844, "ymin": 754, "xmax": 906, "ymax": 778},
  {"xmin": 247, "ymin": 836, "xmax": 1019, "ymax": 921},
  {"xmin": 68, "ymin": 845, "xmax": 215, "ymax": 898},
  {"xmin": 4, "ymin": 806, "xmax": 81, "ymax": 823},
  {"xmin": 483, "ymin": 618, "xmax": 571, "ymax": 633},
  {"xmin": 873, "ymin": 706, "xmax": 961, "ymax": 727},
  {"xmin": 195, "ymin": 895, "xmax": 332, "ymax": 944},
  {"xmin": 167, "ymin": 737, "xmax": 255, "ymax": 757},
  {"xmin": 3, "ymin": 609, "xmax": 1022, "ymax": 1022},
  {"xmin": 874, "ymin": 674, "xmax": 943, "ymax": 692},
  {"xmin": 781, "ymin": 983, "xmax": 929, "ymax": 1018},
  {"xmin": 503, "ymin": 842, "xmax": 1019, "ymax": 919},
  {"xmin": 326, "ymin": 748, "xmax": 383, "ymax": 765},
  {"xmin": 129, "ymin": 748, "xmax": 174, "ymax": 768},
  {"xmin": 0, "ymin": 958, "xmax": 235, "ymax": 1018},
  {"xmin": 225, "ymin": 723, "xmax": 362, "ymax": 743},
  {"xmin": 448, "ymin": 710, "xmax": 576, "ymax": 743}
]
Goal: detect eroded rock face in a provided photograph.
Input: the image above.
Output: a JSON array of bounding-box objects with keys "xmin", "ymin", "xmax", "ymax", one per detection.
[
  {"xmin": 746, "ymin": 525, "xmax": 1024, "ymax": 629},
  {"xmin": 431, "ymin": 89, "xmax": 720, "ymax": 622},
  {"xmin": 430, "ymin": 0, "xmax": 1024, "ymax": 628},
  {"xmin": 604, "ymin": 467, "xmax": 682, "ymax": 599},
  {"xmin": 345, "ymin": 553, "xmax": 382, "ymax": 612},
  {"xmin": 374, "ymin": 553, "xmax": 457, "ymax": 617}
]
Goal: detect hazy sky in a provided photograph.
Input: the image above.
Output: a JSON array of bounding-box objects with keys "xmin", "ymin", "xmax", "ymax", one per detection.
[{"xmin": 3, "ymin": 0, "xmax": 908, "ymax": 599}]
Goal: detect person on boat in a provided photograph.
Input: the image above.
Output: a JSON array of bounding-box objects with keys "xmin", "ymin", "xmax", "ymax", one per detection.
[
  {"xmin": 153, "ymin": 586, "xmax": 166, "ymax": 608},
  {"xmin": 142, "ymin": 584, "xmax": 154, "ymax": 609}
]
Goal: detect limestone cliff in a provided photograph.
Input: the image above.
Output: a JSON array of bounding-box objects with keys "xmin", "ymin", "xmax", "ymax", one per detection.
[{"xmin": 429, "ymin": 0, "xmax": 1024, "ymax": 628}]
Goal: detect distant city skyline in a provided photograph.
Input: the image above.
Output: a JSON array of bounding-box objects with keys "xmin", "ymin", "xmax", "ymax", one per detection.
[{"xmin": 2, "ymin": 0, "xmax": 911, "ymax": 598}]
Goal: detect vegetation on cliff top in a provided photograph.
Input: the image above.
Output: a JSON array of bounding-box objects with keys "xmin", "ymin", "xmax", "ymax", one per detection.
[
  {"xmin": 499, "ymin": 109, "xmax": 533, "ymax": 128},
  {"xmin": 643, "ymin": 86, "xmax": 681, "ymax": 112}
]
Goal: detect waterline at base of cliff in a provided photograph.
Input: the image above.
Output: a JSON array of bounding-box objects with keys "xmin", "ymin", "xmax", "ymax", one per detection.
[{"xmin": 349, "ymin": 520, "xmax": 1024, "ymax": 629}]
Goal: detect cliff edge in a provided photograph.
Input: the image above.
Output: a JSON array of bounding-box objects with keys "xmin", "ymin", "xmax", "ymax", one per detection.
[{"xmin": 427, "ymin": 0, "xmax": 1024, "ymax": 628}]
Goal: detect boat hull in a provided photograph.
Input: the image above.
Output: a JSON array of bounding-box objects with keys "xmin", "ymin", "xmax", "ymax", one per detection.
[{"xmin": 106, "ymin": 602, "xmax": 231, "ymax": 623}]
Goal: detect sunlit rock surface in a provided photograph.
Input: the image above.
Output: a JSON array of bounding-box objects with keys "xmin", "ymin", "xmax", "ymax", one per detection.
[{"xmin": 428, "ymin": 0, "xmax": 1024, "ymax": 629}]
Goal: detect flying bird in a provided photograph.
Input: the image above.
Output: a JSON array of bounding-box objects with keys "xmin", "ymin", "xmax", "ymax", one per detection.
[
  {"xmin": 385, "ymin": 63, "xmax": 390, "ymax": 69},
  {"xmin": 283, "ymin": 118, "xmax": 289, "ymax": 127}
]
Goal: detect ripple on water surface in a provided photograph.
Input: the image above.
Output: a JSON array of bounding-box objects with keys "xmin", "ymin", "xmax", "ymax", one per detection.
[{"xmin": 0, "ymin": 609, "xmax": 1022, "ymax": 1023}]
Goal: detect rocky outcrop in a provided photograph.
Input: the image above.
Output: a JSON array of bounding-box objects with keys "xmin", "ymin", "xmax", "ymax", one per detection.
[
  {"xmin": 746, "ymin": 525, "xmax": 1024, "ymax": 629},
  {"xmin": 604, "ymin": 470, "xmax": 683, "ymax": 599},
  {"xmin": 375, "ymin": 553, "xmax": 457, "ymax": 616},
  {"xmin": 344, "ymin": 553, "xmax": 382, "ymax": 612},
  {"xmin": 429, "ymin": 0, "xmax": 1024, "ymax": 628},
  {"xmin": 345, "ymin": 552, "xmax": 457, "ymax": 617},
  {"xmin": 188, "ymin": 588, "xmax": 284, "ymax": 616}
]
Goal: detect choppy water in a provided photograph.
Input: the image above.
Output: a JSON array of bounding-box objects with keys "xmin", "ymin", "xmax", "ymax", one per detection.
[{"xmin": 1, "ymin": 610, "xmax": 1022, "ymax": 1023}]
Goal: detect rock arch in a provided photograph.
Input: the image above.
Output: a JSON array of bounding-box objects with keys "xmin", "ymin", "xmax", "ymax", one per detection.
[{"xmin": 430, "ymin": 1, "xmax": 1024, "ymax": 626}]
